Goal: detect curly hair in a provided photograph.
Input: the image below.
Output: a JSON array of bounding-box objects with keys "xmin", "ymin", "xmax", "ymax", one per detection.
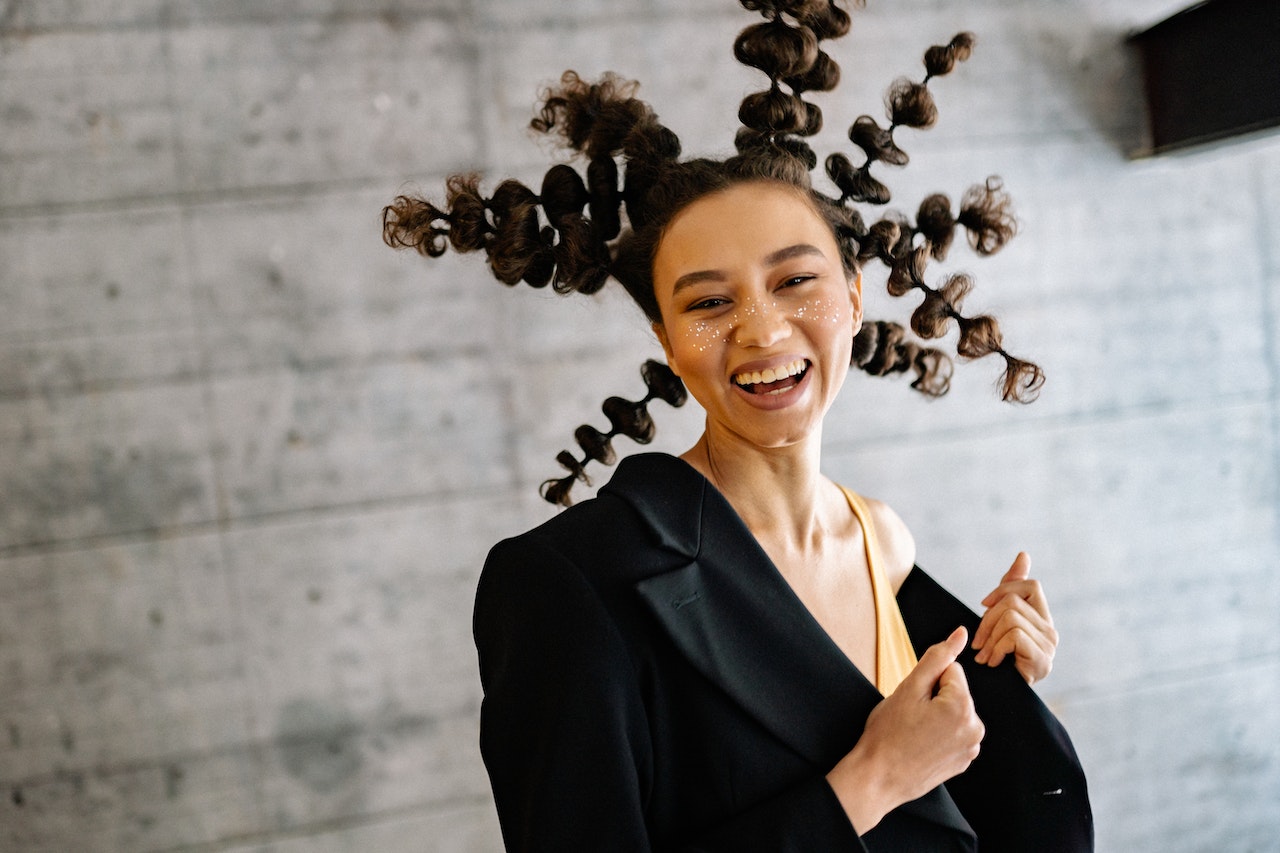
[{"xmin": 383, "ymin": 0, "xmax": 1044, "ymax": 505}]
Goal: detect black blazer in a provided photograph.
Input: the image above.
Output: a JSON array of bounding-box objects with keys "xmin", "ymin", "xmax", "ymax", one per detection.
[{"xmin": 474, "ymin": 453, "xmax": 1092, "ymax": 852}]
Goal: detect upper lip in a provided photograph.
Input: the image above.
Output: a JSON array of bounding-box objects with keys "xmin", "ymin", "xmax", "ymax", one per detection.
[{"xmin": 731, "ymin": 356, "xmax": 810, "ymax": 385}]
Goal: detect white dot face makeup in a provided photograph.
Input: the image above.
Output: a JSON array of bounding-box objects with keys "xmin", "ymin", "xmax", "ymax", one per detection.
[{"xmin": 651, "ymin": 182, "xmax": 862, "ymax": 451}]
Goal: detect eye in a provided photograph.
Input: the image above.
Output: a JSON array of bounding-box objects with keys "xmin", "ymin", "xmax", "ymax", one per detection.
[
  {"xmin": 687, "ymin": 296, "xmax": 728, "ymax": 311},
  {"xmin": 780, "ymin": 274, "xmax": 816, "ymax": 289}
]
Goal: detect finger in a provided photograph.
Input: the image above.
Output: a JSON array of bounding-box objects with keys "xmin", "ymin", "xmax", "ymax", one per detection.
[
  {"xmin": 974, "ymin": 605, "xmax": 1056, "ymax": 664},
  {"xmin": 972, "ymin": 605, "xmax": 995, "ymax": 650},
  {"xmin": 981, "ymin": 603, "xmax": 1056, "ymax": 654},
  {"xmin": 981, "ymin": 552, "xmax": 1032, "ymax": 607},
  {"xmin": 1004, "ymin": 588, "xmax": 1056, "ymax": 636},
  {"xmin": 974, "ymin": 591, "xmax": 1035, "ymax": 651},
  {"xmin": 1017, "ymin": 632, "xmax": 1054, "ymax": 685},
  {"xmin": 994, "ymin": 595, "xmax": 1057, "ymax": 647},
  {"xmin": 979, "ymin": 630, "xmax": 1016, "ymax": 668},
  {"xmin": 979, "ymin": 616, "xmax": 1057, "ymax": 670},
  {"xmin": 903, "ymin": 627, "xmax": 967, "ymax": 697},
  {"xmin": 976, "ymin": 582, "xmax": 1053, "ymax": 649},
  {"xmin": 991, "ymin": 627, "xmax": 1054, "ymax": 683},
  {"xmin": 986, "ymin": 579, "xmax": 1053, "ymax": 625},
  {"xmin": 1023, "ymin": 578, "xmax": 1052, "ymax": 623}
]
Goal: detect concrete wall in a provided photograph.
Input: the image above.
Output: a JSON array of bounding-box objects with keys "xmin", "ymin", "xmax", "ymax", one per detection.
[{"xmin": 2, "ymin": 0, "xmax": 1277, "ymax": 850}]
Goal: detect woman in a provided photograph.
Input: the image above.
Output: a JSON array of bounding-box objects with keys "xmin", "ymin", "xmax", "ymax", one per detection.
[{"xmin": 384, "ymin": 2, "xmax": 1092, "ymax": 849}]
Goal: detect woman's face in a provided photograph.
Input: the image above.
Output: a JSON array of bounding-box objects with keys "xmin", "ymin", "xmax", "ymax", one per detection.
[{"xmin": 651, "ymin": 182, "xmax": 862, "ymax": 451}]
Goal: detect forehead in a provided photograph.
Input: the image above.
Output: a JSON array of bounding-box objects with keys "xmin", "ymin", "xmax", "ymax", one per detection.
[{"xmin": 653, "ymin": 182, "xmax": 837, "ymax": 283}]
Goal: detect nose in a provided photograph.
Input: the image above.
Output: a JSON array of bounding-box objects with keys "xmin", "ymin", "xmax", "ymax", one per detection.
[{"xmin": 730, "ymin": 296, "xmax": 791, "ymax": 348}]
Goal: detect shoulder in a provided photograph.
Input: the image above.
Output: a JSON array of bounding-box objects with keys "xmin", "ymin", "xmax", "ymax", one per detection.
[
  {"xmin": 476, "ymin": 503, "xmax": 644, "ymax": 665},
  {"xmin": 483, "ymin": 493, "xmax": 644, "ymax": 586},
  {"xmin": 861, "ymin": 496, "xmax": 917, "ymax": 593},
  {"xmin": 480, "ymin": 467, "xmax": 681, "ymax": 603}
]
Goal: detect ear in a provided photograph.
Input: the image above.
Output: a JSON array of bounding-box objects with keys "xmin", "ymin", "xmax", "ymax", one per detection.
[
  {"xmin": 849, "ymin": 269, "xmax": 864, "ymax": 335},
  {"xmin": 652, "ymin": 322, "xmax": 682, "ymax": 377}
]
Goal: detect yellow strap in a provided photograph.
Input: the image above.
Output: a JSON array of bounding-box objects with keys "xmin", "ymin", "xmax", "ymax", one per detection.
[{"xmin": 839, "ymin": 486, "xmax": 918, "ymax": 695}]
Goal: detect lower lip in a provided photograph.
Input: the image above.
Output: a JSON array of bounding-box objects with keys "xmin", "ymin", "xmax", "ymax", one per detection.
[{"xmin": 731, "ymin": 366, "xmax": 811, "ymax": 411}]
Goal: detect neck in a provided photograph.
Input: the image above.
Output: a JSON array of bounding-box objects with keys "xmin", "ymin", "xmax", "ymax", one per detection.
[{"xmin": 681, "ymin": 424, "xmax": 831, "ymax": 551}]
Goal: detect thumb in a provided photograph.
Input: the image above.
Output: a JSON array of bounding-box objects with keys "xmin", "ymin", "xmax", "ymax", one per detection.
[
  {"xmin": 902, "ymin": 626, "xmax": 967, "ymax": 697},
  {"xmin": 935, "ymin": 649, "xmax": 972, "ymax": 699},
  {"xmin": 982, "ymin": 553, "xmax": 1031, "ymax": 608},
  {"xmin": 1001, "ymin": 551, "xmax": 1031, "ymax": 584}
]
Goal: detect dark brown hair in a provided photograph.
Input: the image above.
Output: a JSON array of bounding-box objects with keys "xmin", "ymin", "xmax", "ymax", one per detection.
[{"xmin": 383, "ymin": 0, "xmax": 1044, "ymax": 504}]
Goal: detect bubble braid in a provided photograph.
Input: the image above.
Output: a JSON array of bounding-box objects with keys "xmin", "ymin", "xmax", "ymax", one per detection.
[
  {"xmin": 383, "ymin": 0, "xmax": 1043, "ymax": 506},
  {"xmin": 541, "ymin": 359, "xmax": 688, "ymax": 507}
]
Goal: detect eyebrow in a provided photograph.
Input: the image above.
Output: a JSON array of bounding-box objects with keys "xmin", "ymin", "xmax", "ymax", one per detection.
[{"xmin": 670, "ymin": 243, "xmax": 828, "ymax": 296}]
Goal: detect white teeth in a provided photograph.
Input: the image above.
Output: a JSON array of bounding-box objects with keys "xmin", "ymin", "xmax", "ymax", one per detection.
[{"xmin": 735, "ymin": 359, "xmax": 806, "ymax": 387}]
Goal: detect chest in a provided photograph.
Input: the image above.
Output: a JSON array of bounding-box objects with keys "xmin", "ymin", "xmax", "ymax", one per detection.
[{"xmin": 760, "ymin": 535, "xmax": 878, "ymax": 683}]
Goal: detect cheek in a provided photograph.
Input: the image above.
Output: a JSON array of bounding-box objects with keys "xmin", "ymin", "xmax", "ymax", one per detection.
[
  {"xmin": 792, "ymin": 296, "xmax": 852, "ymax": 331},
  {"xmin": 672, "ymin": 318, "xmax": 728, "ymax": 357}
]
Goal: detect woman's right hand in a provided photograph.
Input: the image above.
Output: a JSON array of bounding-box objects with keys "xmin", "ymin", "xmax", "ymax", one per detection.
[{"xmin": 825, "ymin": 626, "xmax": 984, "ymax": 834}]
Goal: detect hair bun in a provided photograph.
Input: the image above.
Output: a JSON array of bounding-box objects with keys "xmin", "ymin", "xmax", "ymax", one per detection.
[
  {"xmin": 734, "ymin": 19, "xmax": 820, "ymax": 78},
  {"xmin": 540, "ymin": 165, "xmax": 590, "ymax": 224},
  {"xmin": 924, "ymin": 32, "xmax": 976, "ymax": 78}
]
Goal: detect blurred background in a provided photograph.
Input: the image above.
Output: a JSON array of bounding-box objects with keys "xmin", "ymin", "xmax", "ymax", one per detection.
[{"xmin": 2, "ymin": 0, "xmax": 1278, "ymax": 850}]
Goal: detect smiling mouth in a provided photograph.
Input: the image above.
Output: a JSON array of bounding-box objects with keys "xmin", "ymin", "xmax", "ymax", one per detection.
[{"xmin": 732, "ymin": 359, "xmax": 810, "ymax": 396}]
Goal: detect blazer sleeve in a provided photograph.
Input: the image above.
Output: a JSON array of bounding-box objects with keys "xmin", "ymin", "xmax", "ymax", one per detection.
[
  {"xmin": 475, "ymin": 533, "xmax": 868, "ymax": 853},
  {"xmin": 475, "ymin": 533, "xmax": 654, "ymax": 852}
]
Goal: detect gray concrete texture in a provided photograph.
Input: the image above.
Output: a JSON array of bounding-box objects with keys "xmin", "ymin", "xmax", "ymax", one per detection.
[{"xmin": 1, "ymin": 0, "xmax": 1278, "ymax": 849}]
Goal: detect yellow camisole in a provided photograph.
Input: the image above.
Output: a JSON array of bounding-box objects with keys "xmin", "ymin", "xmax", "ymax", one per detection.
[{"xmin": 838, "ymin": 486, "xmax": 919, "ymax": 696}]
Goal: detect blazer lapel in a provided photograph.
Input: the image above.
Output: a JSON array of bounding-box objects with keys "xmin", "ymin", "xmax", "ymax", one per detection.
[
  {"xmin": 605, "ymin": 454, "xmax": 976, "ymax": 843},
  {"xmin": 607, "ymin": 454, "xmax": 880, "ymax": 765}
]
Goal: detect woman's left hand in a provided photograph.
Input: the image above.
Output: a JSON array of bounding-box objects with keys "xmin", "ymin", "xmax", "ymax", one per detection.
[{"xmin": 971, "ymin": 552, "xmax": 1058, "ymax": 685}]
